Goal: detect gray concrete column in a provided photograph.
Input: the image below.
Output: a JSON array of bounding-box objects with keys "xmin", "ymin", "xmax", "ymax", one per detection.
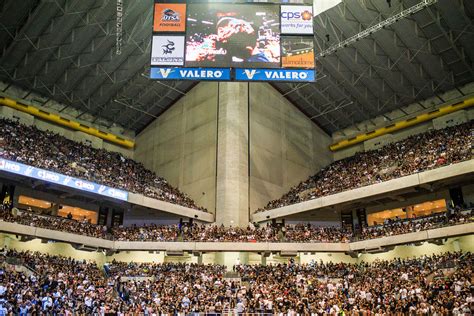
[
  {"xmin": 197, "ymin": 254, "xmax": 203, "ymax": 264},
  {"xmin": 261, "ymin": 254, "xmax": 267, "ymax": 266},
  {"xmin": 452, "ymin": 239, "xmax": 461, "ymax": 252},
  {"xmin": 216, "ymin": 82, "xmax": 249, "ymax": 227}
]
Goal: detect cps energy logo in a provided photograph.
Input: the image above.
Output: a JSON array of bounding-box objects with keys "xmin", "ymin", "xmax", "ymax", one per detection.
[
  {"xmin": 281, "ymin": 10, "xmax": 312, "ymax": 21},
  {"xmin": 281, "ymin": 5, "xmax": 314, "ymax": 35},
  {"xmin": 153, "ymin": 3, "xmax": 186, "ymax": 32}
]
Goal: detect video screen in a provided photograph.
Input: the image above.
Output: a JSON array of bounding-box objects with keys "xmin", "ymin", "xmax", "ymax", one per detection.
[
  {"xmin": 281, "ymin": 36, "xmax": 314, "ymax": 68},
  {"xmin": 185, "ymin": 4, "xmax": 281, "ymax": 68}
]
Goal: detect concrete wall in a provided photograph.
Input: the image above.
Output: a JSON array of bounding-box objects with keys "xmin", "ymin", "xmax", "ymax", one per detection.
[
  {"xmin": 0, "ymin": 103, "xmax": 133, "ymax": 158},
  {"xmin": 249, "ymin": 83, "xmax": 333, "ymax": 212},
  {"xmin": 0, "ymin": 234, "xmax": 106, "ymax": 264},
  {"xmin": 134, "ymin": 82, "xmax": 333, "ymax": 217},
  {"xmin": 135, "ymin": 83, "xmax": 218, "ymax": 213},
  {"xmin": 122, "ymin": 206, "xmax": 183, "ymax": 227},
  {"xmin": 358, "ymin": 235, "xmax": 474, "ymax": 263}
]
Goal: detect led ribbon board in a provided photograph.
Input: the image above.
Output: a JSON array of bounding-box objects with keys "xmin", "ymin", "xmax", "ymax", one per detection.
[
  {"xmin": 0, "ymin": 158, "xmax": 128, "ymax": 201},
  {"xmin": 150, "ymin": 1, "xmax": 315, "ymax": 83}
]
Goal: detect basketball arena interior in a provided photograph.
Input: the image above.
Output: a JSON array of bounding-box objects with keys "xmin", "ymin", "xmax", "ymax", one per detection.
[{"xmin": 0, "ymin": 0, "xmax": 473, "ymax": 314}]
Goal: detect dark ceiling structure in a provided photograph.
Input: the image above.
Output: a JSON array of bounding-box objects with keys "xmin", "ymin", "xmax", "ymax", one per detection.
[{"xmin": 0, "ymin": 0, "xmax": 472, "ymax": 135}]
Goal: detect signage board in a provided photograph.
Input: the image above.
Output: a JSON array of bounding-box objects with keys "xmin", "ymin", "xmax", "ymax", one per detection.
[
  {"xmin": 153, "ymin": 3, "xmax": 187, "ymax": 32},
  {"xmin": 235, "ymin": 68, "xmax": 315, "ymax": 82},
  {"xmin": 151, "ymin": 35, "xmax": 185, "ymax": 66},
  {"xmin": 150, "ymin": 67, "xmax": 232, "ymax": 80},
  {"xmin": 281, "ymin": 5, "xmax": 314, "ymax": 34},
  {"xmin": 0, "ymin": 158, "xmax": 128, "ymax": 201}
]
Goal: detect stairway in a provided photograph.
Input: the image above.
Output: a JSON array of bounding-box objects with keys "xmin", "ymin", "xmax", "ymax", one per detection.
[{"xmin": 224, "ymin": 271, "xmax": 240, "ymax": 279}]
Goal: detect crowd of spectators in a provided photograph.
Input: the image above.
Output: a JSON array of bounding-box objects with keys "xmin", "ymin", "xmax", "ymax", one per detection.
[
  {"xmin": 360, "ymin": 209, "xmax": 472, "ymax": 240},
  {"xmin": 0, "ymin": 250, "xmax": 119, "ymax": 314},
  {"xmin": 0, "ymin": 205, "xmax": 108, "ymax": 239},
  {"xmin": 111, "ymin": 222, "xmax": 353, "ymax": 243},
  {"xmin": 1, "ymin": 202, "xmax": 472, "ymax": 243},
  {"xmin": 233, "ymin": 252, "xmax": 473, "ymax": 315},
  {"xmin": 257, "ymin": 122, "xmax": 472, "ymax": 212},
  {"xmin": 1, "ymin": 250, "xmax": 472, "ymax": 314},
  {"xmin": 0, "ymin": 118, "xmax": 206, "ymax": 212}
]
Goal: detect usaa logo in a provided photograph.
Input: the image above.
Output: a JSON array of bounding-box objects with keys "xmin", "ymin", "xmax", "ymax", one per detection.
[{"xmin": 161, "ymin": 9, "xmax": 180, "ymax": 22}]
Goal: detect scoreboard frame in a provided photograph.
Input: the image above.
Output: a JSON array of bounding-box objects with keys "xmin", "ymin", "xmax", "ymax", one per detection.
[{"xmin": 150, "ymin": 0, "xmax": 316, "ymax": 83}]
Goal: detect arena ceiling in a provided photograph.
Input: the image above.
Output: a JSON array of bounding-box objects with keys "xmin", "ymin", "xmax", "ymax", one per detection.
[{"xmin": 0, "ymin": 0, "xmax": 472, "ymax": 135}]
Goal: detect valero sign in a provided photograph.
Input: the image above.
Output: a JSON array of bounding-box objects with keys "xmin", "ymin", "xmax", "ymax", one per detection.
[
  {"xmin": 150, "ymin": 68, "xmax": 231, "ymax": 81},
  {"xmin": 235, "ymin": 68, "xmax": 316, "ymax": 82}
]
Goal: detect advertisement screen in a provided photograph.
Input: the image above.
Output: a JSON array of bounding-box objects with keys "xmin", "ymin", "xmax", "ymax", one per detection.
[
  {"xmin": 281, "ymin": 5, "xmax": 313, "ymax": 34},
  {"xmin": 151, "ymin": 35, "xmax": 185, "ymax": 66},
  {"xmin": 0, "ymin": 158, "xmax": 128, "ymax": 201},
  {"xmin": 153, "ymin": 3, "xmax": 187, "ymax": 32},
  {"xmin": 185, "ymin": 3, "xmax": 281, "ymax": 68},
  {"xmin": 281, "ymin": 36, "xmax": 314, "ymax": 68}
]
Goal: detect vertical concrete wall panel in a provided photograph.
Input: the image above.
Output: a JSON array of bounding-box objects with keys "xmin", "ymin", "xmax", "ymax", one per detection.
[
  {"xmin": 135, "ymin": 83, "xmax": 218, "ymax": 213},
  {"xmin": 249, "ymin": 83, "xmax": 333, "ymax": 212}
]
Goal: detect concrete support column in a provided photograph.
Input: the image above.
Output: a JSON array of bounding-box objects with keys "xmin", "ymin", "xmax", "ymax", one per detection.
[
  {"xmin": 105, "ymin": 207, "xmax": 113, "ymax": 228},
  {"xmin": 215, "ymin": 252, "xmax": 249, "ymax": 270},
  {"xmin": 452, "ymin": 239, "xmax": 461, "ymax": 252},
  {"xmin": 50, "ymin": 203, "xmax": 60, "ymax": 216},
  {"xmin": 216, "ymin": 82, "xmax": 249, "ymax": 227},
  {"xmin": 197, "ymin": 254, "xmax": 203, "ymax": 264}
]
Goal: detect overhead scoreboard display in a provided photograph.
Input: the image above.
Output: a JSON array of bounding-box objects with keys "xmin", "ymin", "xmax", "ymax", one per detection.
[{"xmin": 150, "ymin": 0, "xmax": 315, "ymax": 83}]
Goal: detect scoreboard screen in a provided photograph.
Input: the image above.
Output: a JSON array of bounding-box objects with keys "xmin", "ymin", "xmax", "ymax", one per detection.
[
  {"xmin": 150, "ymin": 1, "xmax": 316, "ymax": 82},
  {"xmin": 186, "ymin": 3, "xmax": 280, "ymax": 69}
]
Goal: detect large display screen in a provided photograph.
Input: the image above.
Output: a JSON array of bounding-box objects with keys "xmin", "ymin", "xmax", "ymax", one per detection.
[{"xmin": 185, "ymin": 3, "xmax": 281, "ymax": 68}]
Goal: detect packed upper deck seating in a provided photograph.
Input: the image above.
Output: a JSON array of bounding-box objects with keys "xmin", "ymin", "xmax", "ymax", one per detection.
[
  {"xmin": 0, "ymin": 118, "xmax": 206, "ymax": 211},
  {"xmin": 1, "ymin": 250, "xmax": 472, "ymax": 314},
  {"xmin": 256, "ymin": 121, "xmax": 472, "ymax": 212},
  {"xmin": 1, "ymin": 202, "xmax": 471, "ymax": 243}
]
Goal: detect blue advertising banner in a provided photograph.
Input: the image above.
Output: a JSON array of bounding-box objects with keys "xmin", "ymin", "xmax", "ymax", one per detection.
[
  {"xmin": 0, "ymin": 158, "xmax": 128, "ymax": 201},
  {"xmin": 150, "ymin": 67, "xmax": 231, "ymax": 80},
  {"xmin": 235, "ymin": 68, "xmax": 315, "ymax": 82}
]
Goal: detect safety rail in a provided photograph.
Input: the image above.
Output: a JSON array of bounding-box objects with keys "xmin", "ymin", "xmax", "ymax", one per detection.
[
  {"xmin": 0, "ymin": 220, "xmax": 472, "ymax": 253},
  {"xmin": 2, "ymin": 207, "xmax": 472, "ymax": 244}
]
